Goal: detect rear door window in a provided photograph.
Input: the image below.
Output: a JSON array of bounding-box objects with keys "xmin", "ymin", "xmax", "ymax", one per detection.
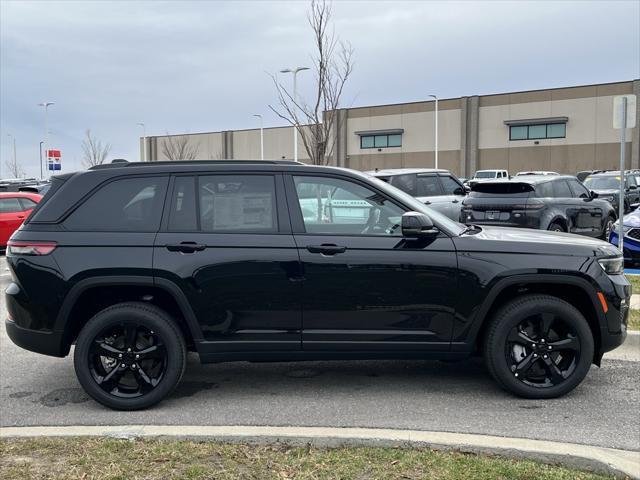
[
  {"xmin": 416, "ymin": 175, "xmax": 443, "ymax": 197},
  {"xmin": 18, "ymin": 198, "xmax": 38, "ymax": 210},
  {"xmin": 64, "ymin": 176, "xmax": 168, "ymax": 231},
  {"xmin": 388, "ymin": 174, "xmax": 417, "ymax": 196},
  {"xmin": 553, "ymin": 180, "xmax": 573, "ymax": 198},
  {"xmin": 198, "ymin": 175, "xmax": 277, "ymax": 233},
  {"xmin": 536, "ymin": 182, "xmax": 554, "ymax": 198},
  {"xmin": 0, "ymin": 198, "xmax": 22, "ymax": 213}
]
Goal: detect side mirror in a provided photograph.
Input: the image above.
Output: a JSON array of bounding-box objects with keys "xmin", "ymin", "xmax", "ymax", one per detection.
[
  {"xmin": 464, "ymin": 185, "xmax": 471, "ymax": 193},
  {"xmin": 590, "ymin": 190, "xmax": 599, "ymax": 199},
  {"xmin": 630, "ymin": 185, "xmax": 637, "ymax": 190},
  {"xmin": 401, "ymin": 211, "xmax": 439, "ymax": 238},
  {"xmin": 453, "ymin": 187, "xmax": 466, "ymax": 196}
]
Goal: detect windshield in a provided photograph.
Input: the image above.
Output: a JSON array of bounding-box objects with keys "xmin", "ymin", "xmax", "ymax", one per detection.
[
  {"xmin": 474, "ymin": 171, "xmax": 495, "ymax": 179},
  {"xmin": 584, "ymin": 176, "xmax": 620, "ymax": 190},
  {"xmin": 364, "ymin": 175, "xmax": 466, "ymax": 235}
]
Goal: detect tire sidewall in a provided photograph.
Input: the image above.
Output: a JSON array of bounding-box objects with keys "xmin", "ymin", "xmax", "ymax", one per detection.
[
  {"xmin": 486, "ymin": 296, "xmax": 594, "ymax": 399},
  {"xmin": 74, "ymin": 303, "xmax": 185, "ymax": 410}
]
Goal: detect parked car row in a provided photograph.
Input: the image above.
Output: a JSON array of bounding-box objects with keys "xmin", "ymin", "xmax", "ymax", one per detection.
[{"xmin": 0, "ymin": 192, "xmax": 42, "ymax": 249}]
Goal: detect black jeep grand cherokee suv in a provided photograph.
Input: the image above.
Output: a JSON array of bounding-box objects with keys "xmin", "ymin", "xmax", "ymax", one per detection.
[{"xmin": 6, "ymin": 161, "xmax": 629, "ymax": 410}]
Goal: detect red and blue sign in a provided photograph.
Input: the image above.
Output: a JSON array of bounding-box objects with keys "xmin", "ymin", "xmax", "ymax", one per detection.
[{"xmin": 47, "ymin": 149, "xmax": 61, "ymax": 171}]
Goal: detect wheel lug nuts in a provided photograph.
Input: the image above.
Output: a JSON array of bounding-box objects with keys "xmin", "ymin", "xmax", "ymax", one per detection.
[
  {"xmin": 541, "ymin": 339, "xmax": 545, "ymax": 343},
  {"xmin": 514, "ymin": 373, "xmax": 519, "ymax": 377},
  {"xmin": 533, "ymin": 354, "xmax": 538, "ymax": 357},
  {"xmin": 135, "ymin": 355, "xmax": 139, "ymax": 359},
  {"xmin": 118, "ymin": 354, "xmax": 122, "ymax": 358},
  {"xmin": 543, "ymin": 354, "xmax": 548, "ymax": 359},
  {"xmin": 548, "ymin": 346, "xmax": 552, "ymax": 350},
  {"xmin": 127, "ymin": 348, "xmax": 132, "ymax": 352},
  {"xmin": 131, "ymin": 364, "xmax": 137, "ymax": 369},
  {"xmin": 121, "ymin": 363, "xmax": 126, "ymax": 368}
]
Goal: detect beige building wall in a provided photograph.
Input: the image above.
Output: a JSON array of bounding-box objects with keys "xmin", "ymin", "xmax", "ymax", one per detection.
[{"xmin": 142, "ymin": 80, "xmax": 639, "ymax": 177}]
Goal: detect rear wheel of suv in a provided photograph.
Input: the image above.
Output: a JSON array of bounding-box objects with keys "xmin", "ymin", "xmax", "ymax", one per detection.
[
  {"xmin": 484, "ymin": 294, "xmax": 594, "ymax": 399},
  {"xmin": 73, "ymin": 302, "xmax": 186, "ymax": 410},
  {"xmin": 547, "ymin": 222, "xmax": 565, "ymax": 232}
]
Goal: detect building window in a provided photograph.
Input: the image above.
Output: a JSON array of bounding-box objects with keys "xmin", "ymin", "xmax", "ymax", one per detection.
[
  {"xmin": 509, "ymin": 123, "xmax": 566, "ymax": 141},
  {"xmin": 360, "ymin": 133, "xmax": 402, "ymax": 149}
]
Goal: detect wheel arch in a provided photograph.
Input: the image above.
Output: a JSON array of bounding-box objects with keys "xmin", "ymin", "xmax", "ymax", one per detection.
[
  {"xmin": 466, "ymin": 274, "xmax": 606, "ymax": 364},
  {"xmin": 56, "ymin": 276, "xmax": 203, "ymax": 355}
]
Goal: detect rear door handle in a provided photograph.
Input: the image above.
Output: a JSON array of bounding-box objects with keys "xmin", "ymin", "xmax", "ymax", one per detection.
[
  {"xmin": 306, "ymin": 244, "xmax": 347, "ymax": 255},
  {"xmin": 166, "ymin": 242, "xmax": 206, "ymax": 253}
]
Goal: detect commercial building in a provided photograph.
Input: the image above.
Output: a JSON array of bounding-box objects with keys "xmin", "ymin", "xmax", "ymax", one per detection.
[{"xmin": 141, "ymin": 79, "xmax": 640, "ymax": 177}]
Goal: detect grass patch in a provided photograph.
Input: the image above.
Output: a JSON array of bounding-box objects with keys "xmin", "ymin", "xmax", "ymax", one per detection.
[
  {"xmin": 625, "ymin": 274, "xmax": 640, "ymax": 294},
  {"xmin": 628, "ymin": 309, "xmax": 640, "ymax": 330},
  {"xmin": 0, "ymin": 437, "xmax": 612, "ymax": 480}
]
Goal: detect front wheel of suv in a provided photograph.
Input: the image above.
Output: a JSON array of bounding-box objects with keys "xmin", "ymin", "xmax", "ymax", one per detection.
[
  {"xmin": 73, "ymin": 302, "xmax": 186, "ymax": 410},
  {"xmin": 484, "ymin": 294, "xmax": 594, "ymax": 399}
]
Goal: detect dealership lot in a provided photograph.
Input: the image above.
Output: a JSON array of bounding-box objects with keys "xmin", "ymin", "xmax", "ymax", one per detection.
[{"xmin": 1, "ymin": 257, "xmax": 638, "ymax": 452}]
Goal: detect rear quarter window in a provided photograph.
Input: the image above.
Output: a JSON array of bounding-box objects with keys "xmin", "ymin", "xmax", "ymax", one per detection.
[{"xmin": 63, "ymin": 176, "xmax": 168, "ymax": 231}]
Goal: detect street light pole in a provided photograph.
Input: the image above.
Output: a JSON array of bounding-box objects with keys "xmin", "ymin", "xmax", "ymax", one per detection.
[
  {"xmin": 38, "ymin": 102, "xmax": 55, "ymax": 176},
  {"xmin": 253, "ymin": 114, "xmax": 264, "ymax": 160},
  {"xmin": 137, "ymin": 123, "xmax": 146, "ymax": 161},
  {"xmin": 280, "ymin": 66, "xmax": 309, "ymax": 162},
  {"xmin": 428, "ymin": 94, "xmax": 438, "ymax": 169},
  {"xmin": 39, "ymin": 141, "xmax": 44, "ymax": 179}
]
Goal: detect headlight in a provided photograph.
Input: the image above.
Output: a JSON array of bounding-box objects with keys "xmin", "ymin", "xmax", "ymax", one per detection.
[
  {"xmin": 598, "ymin": 257, "xmax": 624, "ymax": 275},
  {"xmin": 612, "ymin": 222, "xmax": 632, "ymax": 234}
]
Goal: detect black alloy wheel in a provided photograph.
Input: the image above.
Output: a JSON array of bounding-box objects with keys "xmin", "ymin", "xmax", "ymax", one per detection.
[
  {"xmin": 89, "ymin": 323, "xmax": 167, "ymax": 398},
  {"xmin": 74, "ymin": 302, "xmax": 186, "ymax": 410},
  {"xmin": 505, "ymin": 313, "xmax": 580, "ymax": 388},
  {"xmin": 484, "ymin": 294, "xmax": 594, "ymax": 399}
]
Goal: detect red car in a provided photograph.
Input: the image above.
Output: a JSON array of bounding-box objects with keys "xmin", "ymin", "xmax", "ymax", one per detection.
[{"xmin": 0, "ymin": 192, "xmax": 42, "ymax": 248}]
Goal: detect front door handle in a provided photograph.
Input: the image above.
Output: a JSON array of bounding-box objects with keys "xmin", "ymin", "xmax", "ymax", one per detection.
[
  {"xmin": 424, "ymin": 200, "xmax": 432, "ymax": 205},
  {"xmin": 166, "ymin": 242, "xmax": 206, "ymax": 253},
  {"xmin": 306, "ymin": 244, "xmax": 347, "ymax": 255},
  {"xmin": 452, "ymin": 199, "xmax": 459, "ymax": 204}
]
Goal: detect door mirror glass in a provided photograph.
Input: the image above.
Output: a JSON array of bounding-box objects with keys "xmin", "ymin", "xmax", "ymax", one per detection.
[
  {"xmin": 401, "ymin": 212, "xmax": 438, "ymax": 238},
  {"xmin": 453, "ymin": 187, "xmax": 465, "ymax": 196},
  {"xmin": 590, "ymin": 190, "xmax": 599, "ymax": 199}
]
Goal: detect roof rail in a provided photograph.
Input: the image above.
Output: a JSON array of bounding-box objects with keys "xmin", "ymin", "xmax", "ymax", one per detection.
[{"xmin": 89, "ymin": 159, "xmax": 305, "ymax": 170}]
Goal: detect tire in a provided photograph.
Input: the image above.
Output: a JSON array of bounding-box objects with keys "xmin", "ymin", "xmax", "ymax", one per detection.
[
  {"xmin": 547, "ymin": 222, "xmax": 565, "ymax": 232},
  {"xmin": 601, "ymin": 215, "xmax": 615, "ymax": 240},
  {"xmin": 484, "ymin": 294, "xmax": 594, "ymax": 399},
  {"xmin": 73, "ymin": 302, "xmax": 186, "ymax": 410}
]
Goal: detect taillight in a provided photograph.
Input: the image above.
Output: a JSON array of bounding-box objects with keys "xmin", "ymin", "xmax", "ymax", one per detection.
[
  {"xmin": 7, "ymin": 240, "xmax": 57, "ymax": 256},
  {"xmin": 525, "ymin": 200, "xmax": 545, "ymax": 210}
]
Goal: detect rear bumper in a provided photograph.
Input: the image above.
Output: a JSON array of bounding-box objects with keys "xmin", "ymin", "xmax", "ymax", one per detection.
[{"xmin": 5, "ymin": 319, "xmax": 67, "ymax": 357}]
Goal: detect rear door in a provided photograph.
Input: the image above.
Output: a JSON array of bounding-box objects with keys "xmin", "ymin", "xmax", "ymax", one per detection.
[{"xmin": 153, "ymin": 173, "xmax": 302, "ymax": 355}]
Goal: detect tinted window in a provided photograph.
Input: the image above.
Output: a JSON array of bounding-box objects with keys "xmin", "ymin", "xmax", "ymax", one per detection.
[
  {"xmin": 567, "ymin": 179, "xmax": 590, "ymax": 198},
  {"xmin": 0, "ymin": 198, "xmax": 22, "ymax": 213},
  {"xmin": 628, "ymin": 176, "xmax": 637, "ymax": 187},
  {"xmin": 536, "ymin": 182, "xmax": 554, "ymax": 198},
  {"xmin": 389, "ymin": 174, "xmax": 417, "ymax": 196},
  {"xmin": 552, "ymin": 180, "xmax": 572, "ymax": 198},
  {"xmin": 18, "ymin": 198, "xmax": 38, "ymax": 210},
  {"xmin": 168, "ymin": 176, "xmax": 197, "ymax": 231},
  {"xmin": 440, "ymin": 175, "xmax": 463, "ymax": 195},
  {"xmin": 416, "ymin": 175, "xmax": 443, "ymax": 197},
  {"xmin": 64, "ymin": 177, "xmax": 168, "ymax": 231},
  {"xmin": 294, "ymin": 176, "xmax": 404, "ymax": 236},
  {"xmin": 199, "ymin": 175, "xmax": 277, "ymax": 232}
]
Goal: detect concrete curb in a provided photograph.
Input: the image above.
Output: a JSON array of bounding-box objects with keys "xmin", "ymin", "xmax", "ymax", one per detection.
[
  {"xmin": 1, "ymin": 425, "xmax": 638, "ymax": 479},
  {"xmin": 625, "ymin": 330, "xmax": 640, "ymax": 349}
]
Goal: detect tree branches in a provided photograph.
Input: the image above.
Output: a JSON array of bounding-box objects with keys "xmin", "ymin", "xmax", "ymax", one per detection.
[
  {"xmin": 269, "ymin": 0, "xmax": 353, "ymax": 165},
  {"xmin": 81, "ymin": 129, "xmax": 111, "ymax": 168},
  {"xmin": 161, "ymin": 134, "xmax": 200, "ymax": 161}
]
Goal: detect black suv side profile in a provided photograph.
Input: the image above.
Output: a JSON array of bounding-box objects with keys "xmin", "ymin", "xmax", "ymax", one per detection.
[
  {"xmin": 460, "ymin": 175, "xmax": 616, "ymax": 238},
  {"xmin": 6, "ymin": 161, "xmax": 629, "ymax": 410}
]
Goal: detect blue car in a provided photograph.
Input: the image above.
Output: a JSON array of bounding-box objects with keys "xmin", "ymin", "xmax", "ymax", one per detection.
[{"xmin": 609, "ymin": 208, "xmax": 640, "ymax": 265}]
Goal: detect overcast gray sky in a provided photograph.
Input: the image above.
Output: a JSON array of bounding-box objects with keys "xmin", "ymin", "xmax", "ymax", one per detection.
[{"xmin": 1, "ymin": 0, "xmax": 639, "ymax": 177}]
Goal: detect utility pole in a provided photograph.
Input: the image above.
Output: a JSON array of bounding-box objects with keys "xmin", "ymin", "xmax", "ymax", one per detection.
[
  {"xmin": 39, "ymin": 141, "xmax": 44, "ymax": 179},
  {"xmin": 38, "ymin": 102, "xmax": 55, "ymax": 177},
  {"xmin": 253, "ymin": 114, "xmax": 264, "ymax": 160},
  {"xmin": 280, "ymin": 67, "xmax": 309, "ymax": 161},
  {"xmin": 428, "ymin": 94, "xmax": 438, "ymax": 169}
]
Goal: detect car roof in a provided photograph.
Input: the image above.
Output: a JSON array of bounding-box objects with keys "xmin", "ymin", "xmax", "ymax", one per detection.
[
  {"xmin": 477, "ymin": 175, "xmax": 574, "ymax": 185},
  {"xmin": 367, "ymin": 168, "xmax": 449, "ymax": 176}
]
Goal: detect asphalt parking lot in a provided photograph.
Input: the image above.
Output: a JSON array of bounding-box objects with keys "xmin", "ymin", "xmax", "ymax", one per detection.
[{"xmin": 0, "ymin": 256, "xmax": 638, "ymax": 452}]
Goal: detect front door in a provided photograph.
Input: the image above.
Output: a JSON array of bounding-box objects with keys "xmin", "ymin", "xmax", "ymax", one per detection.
[
  {"xmin": 286, "ymin": 174, "xmax": 458, "ymax": 352},
  {"xmin": 566, "ymin": 178, "xmax": 603, "ymax": 236},
  {"xmin": 154, "ymin": 173, "xmax": 302, "ymax": 354}
]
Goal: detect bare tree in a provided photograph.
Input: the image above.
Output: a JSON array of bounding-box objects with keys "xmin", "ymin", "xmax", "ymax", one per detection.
[
  {"xmin": 269, "ymin": 0, "xmax": 353, "ymax": 165},
  {"xmin": 161, "ymin": 134, "xmax": 200, "ymax": 161},
  {"xmin": 81, "ymin": 129, "xmax": 111, "ymax": 168},
  {"xmin": 5, "ymin": 156, "xmax": 26, "ymax": 178}
]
